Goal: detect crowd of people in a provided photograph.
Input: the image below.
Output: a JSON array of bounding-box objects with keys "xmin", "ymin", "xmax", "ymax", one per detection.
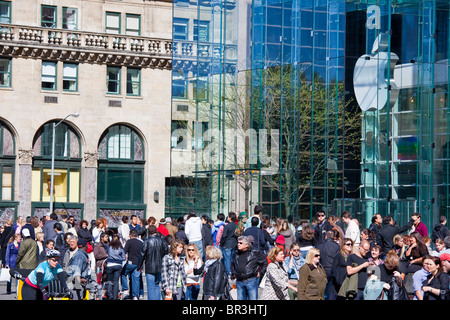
[{"xmin": 0, "ymin": 206, "xmax": 449, "ymax": 301}]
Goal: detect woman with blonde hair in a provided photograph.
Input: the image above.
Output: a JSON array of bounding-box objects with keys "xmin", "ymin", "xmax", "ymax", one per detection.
[
  {"xmin": 261, "ymin": 246, "xmax": 293, "ymax": 300},
  {"xmin": 193, "ymin": 246, "xmax": 230, "ymax": 300},
  {"xmin": 184, "ymin": 243, "xmax": 203, "ymax": 300},
  {"xmin": 297, "ymin": 247, "xmax": 327, "ymax": 300}
]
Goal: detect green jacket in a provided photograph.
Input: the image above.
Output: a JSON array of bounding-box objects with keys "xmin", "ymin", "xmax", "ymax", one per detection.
[
  {"xmin": 337, "ymin": 263, "xmax": 358, "ymax": 299},
  {"xmin": 16, "ymin": 238, "xmax": 38, "ymax": 270}
]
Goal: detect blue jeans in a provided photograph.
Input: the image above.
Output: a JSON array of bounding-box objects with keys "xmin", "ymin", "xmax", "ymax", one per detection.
[
  {"xmin": 121, "ymin": 263, "xmax": 140, "ymax": 298},
  {"xmin": 185, "ymin": 284, "xmax": 200, "ymax": 300},
  {"xmin": 145, "ymin": 272, "xmax": 162, "ymax": 300},
  {"xmin": 221, "ymin": 247, "xmax": 235, "ymax": 276},
  {"xmin": 236, "ymin": 276, "xmax": 259, "ymax": 300},
  {"xmin": 106, "ymin": 265, "xmax": 122, "ymax": 300}
]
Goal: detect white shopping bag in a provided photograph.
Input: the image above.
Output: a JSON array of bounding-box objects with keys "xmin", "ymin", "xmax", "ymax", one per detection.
[{"xmin": 0, "ymin": 268, "xmax": 11, "ymax": 282}]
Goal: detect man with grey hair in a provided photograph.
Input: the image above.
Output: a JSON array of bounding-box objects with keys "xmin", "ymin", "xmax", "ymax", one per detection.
[
  {"xmin": 62, "ymin": 235, "xmax": 90, "ymax": 300},
  {"xmin": 230, "ymin": 235, "xmax": 268, "ymax": 300}
]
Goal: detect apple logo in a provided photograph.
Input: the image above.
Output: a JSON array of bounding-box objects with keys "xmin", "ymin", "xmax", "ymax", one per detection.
[{"xmin": 353, "ymin": 33, "xmax": 400, "ymax": 112}]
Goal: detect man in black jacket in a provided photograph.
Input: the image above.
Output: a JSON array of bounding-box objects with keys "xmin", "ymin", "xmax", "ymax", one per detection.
[
  {"xmin": 138, "ymin": 225, "xmax": 168, "ymax": 300},
  {"xmin": 201, "ymin": 215, "xmax": 214, "ymax": 261},
  {"xmin": 220, "ymin": 211, "xmax": 238, "ymax": 276},
  {"xmin": 377, "ymin": 215, "xmax": 416, "ymax": 254},
  {"xmin": 316, "ymin": 230, "xmax": 340, "ymax": 299},
  {"xmin": 231, "ymin": 235, "xmax": 268, "ymax": 300},
  {"xmin": 313, "ymin": 211, "xmax": 333, "ymax": 246},
  {"xmin": 243, "ymin": 217, "xmax": 267, "ymax": 253}
]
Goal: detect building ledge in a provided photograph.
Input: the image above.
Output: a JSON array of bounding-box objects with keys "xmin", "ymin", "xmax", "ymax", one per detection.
[{"xmin": 0, "ymin": 23, "xmax": 173, "ymax": 69}]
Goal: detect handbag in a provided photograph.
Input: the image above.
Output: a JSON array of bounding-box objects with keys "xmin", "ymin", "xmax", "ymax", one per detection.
[
  {"xmin": 388, "ymin": 277, "xmax": 409, "ymax": 300},
  {"xmin": 0, "ymin": 268, "xmax": 11, "ymax": 282},
  {"xmin": 259, "ymin": 273, "xmax": 267, "ymax": 289}
]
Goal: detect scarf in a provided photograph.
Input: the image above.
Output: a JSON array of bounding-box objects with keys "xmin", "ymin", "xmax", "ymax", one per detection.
[{"xmin": 204, "ymin": 259, "xmax": 217, "ymax": 274}]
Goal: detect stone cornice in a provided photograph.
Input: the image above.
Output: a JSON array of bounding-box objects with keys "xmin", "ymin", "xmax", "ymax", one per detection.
[{"xmin": 0, "ymin": 24, "xmax": 172, "ymax": 69}]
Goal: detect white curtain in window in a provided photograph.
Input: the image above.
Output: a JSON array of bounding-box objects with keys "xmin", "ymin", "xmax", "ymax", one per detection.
[
  {"xmin": 126, "ymin": 15, "xmax": 140, "ymax": 35},
  {"xmin": 42, "ymin": 62, "xmax": 56, "ymax": 84},
  {"xmin": 120, "ymin": 128, "xmax": 131, "ymax": 159},
  {"xmin": 106, "ymin": 14, "xmax": 120, "ymax": 34},
  {"xmin": 63, "ymin": 8, "xmax": 77, "ymax": 30},
  {"xmin": 63, "ymin": 64, "xmax": 77, "ymax": 90},
  {"xmin": 108, "ymin": 126, "xmax": 120, "ymax": 158}
]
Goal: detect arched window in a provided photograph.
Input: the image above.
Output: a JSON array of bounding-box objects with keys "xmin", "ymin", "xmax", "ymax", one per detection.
[
  {"xmin": 31, "ymin": 121, "xmax": 82, "ymax": 210},
  {"xmin": 97, "ymin": 125, "xmax": 145, "ymax": 206},
  {"xmin": 0, "ymin": 120, "xmax": 15, "ymax": 202}
]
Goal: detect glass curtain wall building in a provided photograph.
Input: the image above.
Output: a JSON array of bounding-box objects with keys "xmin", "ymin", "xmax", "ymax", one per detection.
[{"xmin": 169, "ymin": 0, "xmax": 450, "ymax": 230}]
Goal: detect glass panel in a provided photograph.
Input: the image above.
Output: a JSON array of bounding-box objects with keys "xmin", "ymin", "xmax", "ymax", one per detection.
[
  {"xmin": 63, "ymin": 63, "xmax": 77, "ymax": 91},
  {"xmin": 106, "ymin": 12, "xmax": 120, "ymax": 34},
  {"xmin": 126, "ymin": 14, "xmax": 140, "ymax": 36},
  {"xmin": 2, "ymin": 167, "xmax": 12, "ymax": 201},
  {"xmin": 63, "ymin": 7, "xmax": 77, "ymax": 30},
  {"xmin": 42, "ymin": 61, "xmax": 56, "ymax": 90},
  {"xmin": 126, "ymin": 68, "xmax": 140, "ymax": 95},
  {"xmin": 107, "ymin": 66, "xmax": 121, "ymax": 94},
  {"xmin": 42, "ymin": 168, "xmax": 68, "ymax": 203},
  {"xmin": 106, "ymin": 170, "xmax": 132, "ymax": 202},
  {"xmin": 0, "ymin": 58, "xmax": 11, "ymax": 87},
  {"xmin": 41, "ymin": 6, "xmax": 56, "ymax": 28},
  {"xmin": 169, "ymin": 0, "xmax": 450, "ymax": 225},
  {"xmin": 0, "ymin": 1, "xmax": 11, "ymax": 24}
]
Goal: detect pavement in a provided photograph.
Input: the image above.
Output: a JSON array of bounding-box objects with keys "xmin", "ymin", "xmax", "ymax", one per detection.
[{"xmin": 0, "ymin": 276, "xmax": 244, "ymax": 301}]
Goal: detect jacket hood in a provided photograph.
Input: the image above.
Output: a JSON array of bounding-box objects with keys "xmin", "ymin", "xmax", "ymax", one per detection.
[
  {"xmin": 214, "ymin": 220, "xmax": 225, "ymax": 227},
  {"xmin": 188, "ymin": 217, "xmax": 201, "ymax": 223}
]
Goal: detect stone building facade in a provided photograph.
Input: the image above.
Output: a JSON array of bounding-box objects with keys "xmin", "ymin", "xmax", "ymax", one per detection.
[{"xmin": 0, "ymin": 0, "xmax": 173, "ymax": 227}]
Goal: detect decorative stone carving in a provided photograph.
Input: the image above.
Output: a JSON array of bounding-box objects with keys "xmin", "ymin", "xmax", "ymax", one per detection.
[
  {"xmin": 18, "ymin": 149, "xmax": 34, "ymax": 165},
  {"xmin": 0, "ymin": 24, "xmax": 173, "ymax": 69},
  {"xmin": 84, "ymin": 151, "xmax": 99, "ymax": 168}
]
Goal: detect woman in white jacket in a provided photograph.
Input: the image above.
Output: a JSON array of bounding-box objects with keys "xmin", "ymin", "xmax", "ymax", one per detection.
[
  {"xmin": 184, "ymin": 243, "xmax": 203, "ymax": 300},
  {"xmin": 342, "ymin": 211, "xmax": 360, "ymax": 253}
]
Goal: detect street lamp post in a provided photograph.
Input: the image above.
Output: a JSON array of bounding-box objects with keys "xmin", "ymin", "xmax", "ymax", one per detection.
[{"xmin": 49, "ymin": 112, "xmax": 79, "ymax": 215}]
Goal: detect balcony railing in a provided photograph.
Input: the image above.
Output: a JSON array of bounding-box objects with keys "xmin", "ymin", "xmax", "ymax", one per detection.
[{"xmin": 0, "ymin": 23, "xmax": 172, "ymax": 56}]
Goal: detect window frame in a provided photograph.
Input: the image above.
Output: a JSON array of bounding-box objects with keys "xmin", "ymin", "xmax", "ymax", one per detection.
[
  {"xmin": 173, "ymin": 18, "xmax": 189, "ymax": 40},
  {"xmin": 63, "ymin": 63, "xmax": 78, "ymax": 92},
  {"xmin": 62, "ymin": 7, "xmax": 78, "ymax": 30},
  {"xmin": 41, "ymin": 61, "xmax": 57, "ymax": 91},
  {"xmin": 193, "ymin": 20, "xmax": 210, "ymax": 42},
  {"xmin": 41, "ymin": 5, "xmax": 57, "ymax": 28},
  {"xmin": 125, "ymin": 14, "xmax": 141, "ymax": 36},
  {"xmin": 0, "ymin": 1, "xmax": 11, "ymax": 24},
  {"xmin": 126, "ymin": 68, "xmax": 141, "ymax": 96},
  {"xmin": 106, "ymin": 66, "xmax": 121, "ymax": 95},
  {"xmin": 31, "ymin": 165, "xmax": 81, "ymax": 203},
  {"xmin": 105, "ymin": 11, "xmax": 121, "ymax": 34},
  {"xmin": 0, "ymin": 57, "xmax": 11, "ymax": 88}
]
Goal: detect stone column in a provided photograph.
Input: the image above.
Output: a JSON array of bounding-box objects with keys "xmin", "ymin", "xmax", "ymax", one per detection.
[
  {"xmin": 18, "ymin": 149, "xmax": 33, "ymax": 217},
  {"xmin": 83, "ymin": 152, "xmax": 99, "ymax": 222}
]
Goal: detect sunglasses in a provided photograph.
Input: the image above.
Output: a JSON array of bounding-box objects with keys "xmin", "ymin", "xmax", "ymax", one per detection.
[
  {"xmin": 345, "ymin": 243, "xmax": 352, "ymax": 246},
  {"xmin": 187, "ymin": 249, "xmax": 195, "ymax": 251},
  {"xmin": 314, "ymin": 254, "xmax": 320, "ymax": 257}
]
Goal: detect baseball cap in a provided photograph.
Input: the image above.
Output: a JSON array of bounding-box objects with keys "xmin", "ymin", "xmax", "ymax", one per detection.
[
  {"xmin": 439, "ymin": 253, "xmax": 450, "ymax": 262},
  {"xmin": 22, "ymin": 228, "xmax": 30, "ymax": 237}
]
